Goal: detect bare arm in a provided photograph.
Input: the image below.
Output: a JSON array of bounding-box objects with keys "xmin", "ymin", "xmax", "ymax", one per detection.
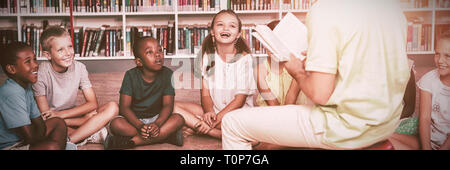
[
  {"xmin": 12, "ymin": 116, "xmax": 47, "ymax": 145},
  {"xmin": 285, "ymin": 79, "xmax": 301, "ymax": 105},
  {"xmin": 119, "ymin": 93, "xmax": 144, "ymax": 129},
  {"xmin": 35, "ymin": 88, "xmax": 98, "ymax": 119},
  {"xmin": 214, "ymin": 94, "xmax": 247, "ymax": 127},
  {"xmin": 201, "ymin": 77, "xmax": 215, "ymax": 113},
  {"xmin": 56, "ymin": 87, "xmax": 98, "ymax": 119},
  {"xmin": 254, "ymin": 62, "xmax": 280, "ymax": 106},
  {"xmin": 419, "ymin": 89, "xmax": 432, "ymax": 150},
  {"xmin": 153, "ymin": 95, "xmax": 174, "ymax": 127},
  {"xmin": 35, "ymin": 95, "xmax": 51, "ymax": 113},
  {"xmin": 284, "ymin": 56, "xmax": 335, "ymax": 105}
]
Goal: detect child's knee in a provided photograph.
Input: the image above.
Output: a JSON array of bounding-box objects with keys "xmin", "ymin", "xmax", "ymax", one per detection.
[
  {"xmin": 44, "ymin": 141, "xmax": 64, "ymax": 150},
  {"xmin": 171, "ymin": 113, "xmax": 185, "ymax": 125},
  {"xmin": 105, "ymin": 102, "xmax": 119, "ymax": 116},
  {"xmin": 47, "ymin": 117, "xmax": 67, "ymax": 128},
  {"xmin": 110, "ymin": 117, "xmax": 124, "ymax": 127}
]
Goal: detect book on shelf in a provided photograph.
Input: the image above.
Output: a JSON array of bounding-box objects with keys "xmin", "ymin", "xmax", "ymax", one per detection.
[
  {"xmin": 0, "ymin": 0, "xmax": 16, "ymax": 13},
  {"xmin": 399, "ymin": 0, "xmax": 432, "ymax": 9},
  {"xmin": 0, "ymin": 28, "xmax": 19, "ymax": 49},
  {"xmin": 178, "ymin": 0, "xmax": 220, "ymax": 11},
  {"xmin": 92, "ymin": 26, "xmax": 106, "ymax": 56},
  {"xmin": 178, "ymin": 25, "xmax": 209, "ymax": 55},
  {"xmin": 437, "ymin": 0, "xmax": 450, "ymax": 8},
  {"xmin": 126, "ymin": 23, "xmax": 176, "ymax": 56},
  {"xmin": 252, "ymin": 12, "xmax": 307, "ymax": 62},
  {"xmin": 79, "ymin": 0, "xmax": 123, "ymax": 12},
  {"xmin": 283, "ymin": 0, "xmax": 317, "ymax": 10},
  {"xmin": 77, "ymin": 26, "xmax": 123, "ymax": 57},
  {"xmin": 241, "ymin": 25, "xmax": 265, "ymax": 54},
  {"xmin": 9, "ymin": 0, "xmax": 123, "ymax": 13},
  {"xmin": 126, "ymin": 0, "xmax": 173, "ymax": 12},
  {"xmin": 406, "ymin": 16, "xmax": 433, "ymax": 52},
  {"xmin": 230, "ymin": 0, "xmax": 279, "ymax": 11},
  {"xmin": 21, "ymin": 24, "xmax": 43, "ymax": 58}
]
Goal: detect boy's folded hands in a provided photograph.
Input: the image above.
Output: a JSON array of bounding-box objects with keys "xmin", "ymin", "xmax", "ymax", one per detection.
[{"xmin": 140, "ymin": 123, "xmax": 160, "ymax": 139}]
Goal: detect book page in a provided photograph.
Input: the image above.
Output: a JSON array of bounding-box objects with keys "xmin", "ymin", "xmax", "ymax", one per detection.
[
  {"xmin": 273, "ymin": 12, "xmax": 307, "ymax": 61},
  {"xmin": 253, "ymin": 25, "xmax": 291, "ymax": 62},
  {"xmin": 252, "ymin": 12, "xmax": 307, "ymax": 62}
]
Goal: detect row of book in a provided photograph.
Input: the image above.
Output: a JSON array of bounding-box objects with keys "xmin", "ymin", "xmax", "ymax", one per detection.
[
  {"xmin": 407, "ymin": 22, "xmax": 433, "ymax": 52},
  {"xmin": 241, "ymin": 26, "xmax": 265, "ymax": 54},
  {"xmin": 0, "ymin": 29, "xmax": 19, "ymax": 49},
  {"xmin": 0, "ymin": 0, "xmax": 123, "ymax": 14},
  {"xmin": 2, "ymin": 0, "xmax": 316, "ymax": 13},
  {"xmin": 126, "ymin": 0, "xmax": 174, "ymax": 12},
  {"xmin": 437, "ymin": 0, "xmax": 450, "ymax": 8},
  {"xmin": 282, "ymin": 0, "xmax": 317, "ymax": 10},
  {"xmin": 176, "ymin": 25, "xmax": 266, "ymax": 55},
  {"xmin": 230, "ymin": 0, "xmax": 279, "ymax": 11},
  {"xmin": 178, "ymin": 0, "xmax": 219, "ymax": 11},
  {"xmin": 6, "ymin": 23, "xmax": 447, "ymax": 59},
  {"xmin": 21, "ymin": 25, "xmax": 43, "ymax": 58},
  {"xmin": 0, "ymin": 0, "xmax": 17, "ymax": 13},
  {"xmin": 178, "ymin": 25, "xmax": 208, "ymax": 55},
  {"xmin": 73, "ymin": 0, "xmax": 123, "ymax": 13},
  {"xmin": 126, "ymin": 23, "xmax": 176, "ymax": 56},
  {"xmin": 74, "ymin": 26, "xmax": 124, "ymax": 57},
  {"xmin": 400, "ymin": 0, "xmax": 432, "ymax": 8}
]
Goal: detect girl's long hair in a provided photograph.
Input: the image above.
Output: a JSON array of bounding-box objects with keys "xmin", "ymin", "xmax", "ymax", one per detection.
[{"xmin": 194, "ymin": 9, "xmax": 251, "ymax": 78}]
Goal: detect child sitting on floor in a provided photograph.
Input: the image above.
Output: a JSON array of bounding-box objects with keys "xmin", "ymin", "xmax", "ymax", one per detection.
[
  {"xmin": 105, "ymin": 36, "xmax": 184, "ymax": 150},
  {"xmin": 32, "ymin": 26, "xmax": 119, "ymax": 146},
  {"xmin": 418, "ymin": 31, "xmax": 450, "ymax": 150},
  {"xmin": 0, "ymin": 42, "xmax": 68, "ymax": 150},
  {"xmin": 173, "ymin": 10, "xmax": 257, "ymax": 139}
]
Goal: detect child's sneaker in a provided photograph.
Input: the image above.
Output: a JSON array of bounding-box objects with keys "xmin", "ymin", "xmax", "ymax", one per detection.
[
  {"xmin": 166, "ymin": 129, "xmax": 184, "ymax": 146},
  {"xmin": 86, "ymin": 127, "xmax": 108, "ymax": 144},
  {"xmin": 104, "ymin": 134, "xmax": 135, "ymax": 150}
]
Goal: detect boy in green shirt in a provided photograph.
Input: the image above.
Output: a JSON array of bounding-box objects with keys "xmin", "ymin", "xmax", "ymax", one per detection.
[{"xmin": 105, "ymin": 36, "xmax": 184, "ymax": 150}]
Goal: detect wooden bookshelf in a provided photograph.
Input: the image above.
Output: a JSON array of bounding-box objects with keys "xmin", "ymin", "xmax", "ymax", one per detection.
[{"xmin": 1, "ymin": 0, "xmax": 449, "ymax": 60}]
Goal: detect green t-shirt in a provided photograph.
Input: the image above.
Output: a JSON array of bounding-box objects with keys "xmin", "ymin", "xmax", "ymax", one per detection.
[{"xmin": 120, "ymin": 66, "xmax": 175, "ymax": 119}]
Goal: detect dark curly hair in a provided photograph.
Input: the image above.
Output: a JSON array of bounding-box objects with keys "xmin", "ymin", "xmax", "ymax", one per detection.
[{"xmin": 0, "ymin": 42, "xmax": 32, "ymax": 77}]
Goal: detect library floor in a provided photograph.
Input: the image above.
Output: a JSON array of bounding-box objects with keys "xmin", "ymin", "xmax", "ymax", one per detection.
[{"xmin": 78, "ymin": 133, "xmax": 222, "ymax": 150}]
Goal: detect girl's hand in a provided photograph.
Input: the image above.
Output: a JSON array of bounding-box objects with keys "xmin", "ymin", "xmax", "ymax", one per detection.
[
  {"xmin": 194, "ymin": 120, "xmax": 212, "ymax": 135},
  {"xmin": 41, "ymin": 110, "xmax": 61, "ymax": 120},
  {"xmin": 203, "ymin": 112, "xmax": 217, "ymax": 127}
]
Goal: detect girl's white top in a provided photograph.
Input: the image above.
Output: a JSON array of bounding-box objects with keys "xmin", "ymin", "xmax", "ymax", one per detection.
[{"xmin": 201, "ymin": 52, "xmax": 257, "ymax": 113}]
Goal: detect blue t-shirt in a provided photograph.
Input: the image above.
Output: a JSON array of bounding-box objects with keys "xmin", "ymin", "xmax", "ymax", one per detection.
[
  {"xmin": 0, "ymin": 79, "xmax": 41, "ymax": 149},
  {"xmin": 120, "ymin": 66, "xmax": 175, "ymax": 119}
]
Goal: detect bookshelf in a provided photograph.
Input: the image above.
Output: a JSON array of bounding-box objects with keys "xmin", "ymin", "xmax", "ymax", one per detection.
[{"xmin": 0, "ymin": 0, "xmax": 449, "ymax": 61}]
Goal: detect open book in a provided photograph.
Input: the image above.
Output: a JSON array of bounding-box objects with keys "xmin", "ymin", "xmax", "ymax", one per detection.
[{"xmin": 252, "ymin": 12, "xmax": 307, "ymax": 62}]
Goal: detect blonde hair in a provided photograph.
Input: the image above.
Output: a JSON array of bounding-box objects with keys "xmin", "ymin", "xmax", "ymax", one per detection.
[{"xmin": 40, "ymin": 26, "xmax": 70, "ymax": 51}]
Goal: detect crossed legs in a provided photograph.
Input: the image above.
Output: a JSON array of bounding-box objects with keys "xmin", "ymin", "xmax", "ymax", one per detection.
[
  {"xmin": 65, "ymin": 102, "xmax": 119, "ymax": 143},
  {"xmin": 30, "ymin": 117, "xmax": 67, "ymax": 150},
  {"xmin": 108, "ymin": 113, "xmax": 184, "ymax": 146},
  {"xmin": 173, "ymin": 102, "xmax": 222, "ymax": 138}
]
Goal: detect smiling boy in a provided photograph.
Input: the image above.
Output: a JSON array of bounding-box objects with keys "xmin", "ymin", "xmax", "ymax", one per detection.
[
  {"xmin": 32, "ymin": 26, "xmax": 118, "ymax": 145},
  {"xmin": 0, "ymin": 42, "xmax": 67, "ymax": 150}
]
